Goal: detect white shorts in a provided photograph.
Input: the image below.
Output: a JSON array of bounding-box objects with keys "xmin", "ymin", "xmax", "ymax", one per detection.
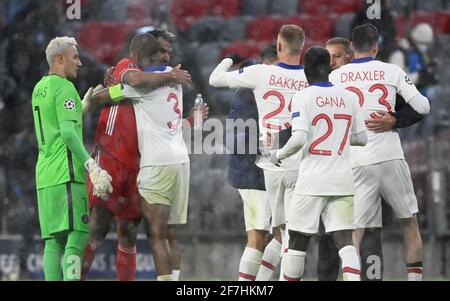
[
  {"xmin": 353, "ymin": 159, "xmax": 418, "ymax": 228},
  {"xmin": 238, "ymin": 189, "xmax": 271, "ymax": 232},
  {"xmin": 263, "ymin": 169, "xmax": 298, "ymax": 228},
  {"xmin": 137, "ymin": 163, "xmax": 190, "ymax": 225},
  {"xmin": 288, "ymin": 194, "xmax": 355, "ymax": 234}
]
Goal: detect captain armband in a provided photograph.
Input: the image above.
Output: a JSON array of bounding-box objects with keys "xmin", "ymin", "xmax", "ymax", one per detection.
[{"xmin": 108, "ymin": 84, "xmax": 125, "ymax": 102}]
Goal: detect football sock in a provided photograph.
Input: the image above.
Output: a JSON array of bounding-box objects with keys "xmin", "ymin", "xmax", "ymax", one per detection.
[
  {"xmin": 407, "ymin": 261, "xmax": 423, "ymax": 281},
  {"xmin": 281, "ymin": 249, "xmax": 306, "ymax": 281},
  {"xmin": 172, "ymin": 269, "xmax": 181, "ymax": 281},
  {"xmin": 157, "ymin": 274, "xmax": 174, "ymax": 281},
  {"xmin": 256, "ymin": 238, "xmax": 282, "ymax": 280},
  {"xmin": 339, "ymin": 245, "xmax": 361, "ymax": 281},
  {"xmin": 43, "ymin": 236, "xmax": 65, "ymax": 281},
  {"xmin": 278, "ymin": 228, "xmax": 288, "ymax": 280},
  {"xmin": 238, "ymin": 247, "xmax": 262, "ymax": 281},
  {"xmin": 63, "ymin": 231, "xmax": 89, "ymax": 281},
  {"xmin": 81, "ymin": 238, "xmax": 102, "ymax": 281},
  {"xmin": 116, "ymin": 244, "xmax": 137, "ymax": 281}
]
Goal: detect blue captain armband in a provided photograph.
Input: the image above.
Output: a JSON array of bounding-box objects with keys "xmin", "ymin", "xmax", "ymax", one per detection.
[{"xmin": 108, "ymin": 84, "xmax": 125, "ymax": 102}]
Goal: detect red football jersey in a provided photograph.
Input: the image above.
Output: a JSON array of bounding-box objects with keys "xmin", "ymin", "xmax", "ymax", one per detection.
[{"xmin": 93, "ymin": 58, "xmax": 141, "ymax": 171}]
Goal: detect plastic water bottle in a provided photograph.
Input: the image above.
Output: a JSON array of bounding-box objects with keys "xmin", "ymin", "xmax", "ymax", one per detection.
[{"xmin": 193, "ymin": 93, "xmax": 204, "ymax": 129}]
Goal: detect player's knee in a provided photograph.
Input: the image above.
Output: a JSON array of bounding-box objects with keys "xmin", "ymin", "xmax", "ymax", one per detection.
[
  {"xmin": 288, "ymin": 230, "xmax": 310, "ymax": 252},
  {"xmin": 89, "ymin": 218, "xmax": 111, "ymax": 240},
  {"xmin": 331, "ymin": 230, "xmax": 353, "ymax": 250},
  {"xmin": 246, "ymin": 230, "xmax": 267, "ymax": 251},
  {"xmin": 149, "ymin": 223, "xmax": 168, "ymax": 240},
  {"xmin": 117, "ymin": 221, "xmax": 139, "ymax": 245},
  {"xmin": 167, "ymin": 226, "xmax": 177, "ymax": 241}
]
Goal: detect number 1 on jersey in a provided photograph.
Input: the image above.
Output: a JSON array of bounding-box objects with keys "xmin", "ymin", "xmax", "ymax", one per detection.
[{"xmin": 34, "ymin": 106, "xmax": 45, "ymax": 145}]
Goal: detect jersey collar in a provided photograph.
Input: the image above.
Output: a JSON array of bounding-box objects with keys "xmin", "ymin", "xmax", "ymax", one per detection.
[
  {"xmin": 311, "ymin": 82, "xmax": 333, "ymax": 87},
  {"xmin": 144, "ymin": 65, "xmax": 167, "ymax": 72},
  {"xmin": 351, "ymin": 57, "xmax": 374, "ymax": 64},
  {"xmin": 277, "ymin": 62, "xmax": 304, "ymax": 70}
]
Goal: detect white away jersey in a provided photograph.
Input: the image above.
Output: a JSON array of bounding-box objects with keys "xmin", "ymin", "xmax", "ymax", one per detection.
[
  {"xmin": 226, "ymin": 62, "xmax": 309, "ymax": 171},
  {"xmin": 329, "ymin": 57, "xmax": 421, "ymax": 168},
  {"xmin": 291, "ymin": 83, "xmax": 366, "ymax": 196},
  {"xmin": 122, "ymin": 66, "xmax": 189, "ymax": 167}
]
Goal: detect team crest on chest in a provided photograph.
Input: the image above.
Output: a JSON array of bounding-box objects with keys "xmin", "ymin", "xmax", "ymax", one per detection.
[{"xmin": 64, "ymin": 99, "xmax": 75, "ymax": 110}]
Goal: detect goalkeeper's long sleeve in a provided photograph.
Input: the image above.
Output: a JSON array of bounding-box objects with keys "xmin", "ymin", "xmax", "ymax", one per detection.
[{"xmin": 60, "ymin": 120, "xmax": 90, "ymax": 164}]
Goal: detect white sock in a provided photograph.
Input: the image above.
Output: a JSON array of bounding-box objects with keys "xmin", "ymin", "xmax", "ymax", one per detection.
[
  {"xmin": 256, "ymin": 238, "xmax": 282, "ymax": 281},
  {"xmin": 339, "ymin": 245, "xmax": 361, "ymax": 281},
  {"xmin": 278, "ymin": 228, "xmax": 289, "ymax": 280},
  {"xmin": 157, "ymin": 274, "xmax": 174, "ymax": 281},
  {"xmin": 238, "ymin": 247, "xmax": 262, "ymax": 281},
  {"xmin": 172, "ymin": 269, "xmax": 180, "ymax": 281},
  {"xmin": 407, "ymin": 262, "xmax": 423, "ymax": 281},
  {"xmin": 280, "ymin": 249, "xmax": 306, "ymax": 281}
]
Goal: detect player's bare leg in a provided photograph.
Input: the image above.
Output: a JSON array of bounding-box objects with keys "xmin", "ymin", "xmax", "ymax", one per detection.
[
  {"xmin": 247, "ymin": 229, "xmax": 268, "ymax": 251},
  {"xmin": 167, "ymin": 225, "xmax": 181, "ymax": 280},
  {"xmin": 116, "ymin": 218, "xmax": 141, "ymax": 281},
  {"xmin": 81, "ymin": 206, "xmax": 114, "ymax": 280},
  {"xmin": 141, "ymin": 198, "xmax": 172, "ymax": 280},
  {"xmin": 352, "ymin": 228, "xmax": 365, "ymax": 258},
  {"xmin": 256, "ymin": 226, "xmax": 282, "ymax": 280},
  {"xmin": 400, "ymin": 215, "xmax": 423, "ymax": 280}
]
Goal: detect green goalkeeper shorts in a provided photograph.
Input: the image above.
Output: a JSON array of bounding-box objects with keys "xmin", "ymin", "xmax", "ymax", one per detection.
[{"xmin": 37, "ymin": 182, "xmax": 89, "ymax": 239}]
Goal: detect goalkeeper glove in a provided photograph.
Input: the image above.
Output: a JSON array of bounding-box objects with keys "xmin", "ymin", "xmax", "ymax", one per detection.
[
  {"xmin": 82, "ymin": 85, "xmax": 104, "ymax": 113},
  {"xmin": 84, "ymin": 158, "xmax": 113, "ymax": 201},
  {"xmin": 226, "ymin": 53, "xmax": 245, "ymax": 65},
  {"xmin": 81, "ymin": 87, "xmax": 93, "ymax": 113}
]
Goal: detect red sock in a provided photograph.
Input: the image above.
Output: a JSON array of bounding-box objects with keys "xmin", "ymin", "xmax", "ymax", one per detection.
[
  {"xmin": 116, "ymin": 245, "xmax": 137, "ymax": 281},
  {"xmin": 81, "ymin": 239, "xmax": 101, "ymax": 281}
]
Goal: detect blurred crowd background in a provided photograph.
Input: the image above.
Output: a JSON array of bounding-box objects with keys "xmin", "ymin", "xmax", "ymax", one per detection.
[{"xmin": 0, "ymin": 0, "xmax": 450, "ymax": 280}]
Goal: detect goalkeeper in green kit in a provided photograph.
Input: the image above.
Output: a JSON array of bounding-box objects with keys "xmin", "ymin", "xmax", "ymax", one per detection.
[{"xmin": 31, "ymin": 36, "xmax": 113, "ymax": 280}]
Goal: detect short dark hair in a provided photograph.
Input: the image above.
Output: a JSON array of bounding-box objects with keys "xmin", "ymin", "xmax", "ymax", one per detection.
[
  {"xmin": 351, "ymin": 23, "xmax": 379, "ymax": 52},
  {"xmin": 260, "ymin": 44, "xmax": 277, "ymax": 62},
  {"xmin": 304, "ymin": 46, "xmax": 332, "ymax": 82},
  {"xmin": 326, "ymin": 37, "xmax": 352, "ymax": 55},
  {"xmin": 129, "ymin": 33, "xmax": 160, "ymax": 60},
  {"xmin": 149, "ymin": 29, "xmax": 176, "ymax": 43}
]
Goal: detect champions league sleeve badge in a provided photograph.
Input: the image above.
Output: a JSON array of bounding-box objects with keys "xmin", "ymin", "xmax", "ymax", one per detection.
[{"xmin": 64, "ymin": 99, "xmax": 75, "ymax": 110}]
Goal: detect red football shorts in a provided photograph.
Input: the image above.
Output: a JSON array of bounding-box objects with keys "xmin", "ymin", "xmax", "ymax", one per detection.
[{"xmin": 87, "ymin": 147, "xmax": 141, "ymax": 220}]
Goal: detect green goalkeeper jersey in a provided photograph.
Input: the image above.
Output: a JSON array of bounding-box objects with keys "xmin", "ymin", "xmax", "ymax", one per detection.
[{"xmin": 32, "ymin": 74, "xmax": 86, "ymax": 189}]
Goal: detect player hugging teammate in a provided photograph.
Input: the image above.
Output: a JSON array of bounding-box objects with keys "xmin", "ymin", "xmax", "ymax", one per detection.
[{"xmin": 31, "ymin": 21, "xmax": 429, "ymax": 281}]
